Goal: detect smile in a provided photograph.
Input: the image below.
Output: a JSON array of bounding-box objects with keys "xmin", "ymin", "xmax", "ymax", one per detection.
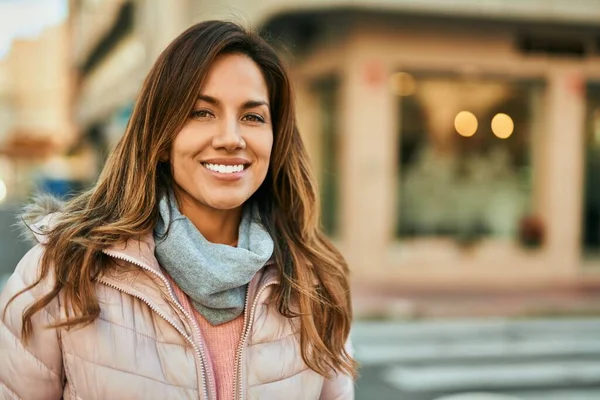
[{"xmin": 202, "ymin": 163, "xmax": 249, "ymax": 174}]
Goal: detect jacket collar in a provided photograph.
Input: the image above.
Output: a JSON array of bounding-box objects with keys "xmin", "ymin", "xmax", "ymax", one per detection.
[
  {"xmin": 32, "ymin": 213, "xmax": 280, "ymax": 286},
  {"xmin": 32, "ymin": 214, "xmax": 280, "ymax": 340},
  {"xmin": 106, "ymin": 233, "xmax": 279, "ymax": 284}
]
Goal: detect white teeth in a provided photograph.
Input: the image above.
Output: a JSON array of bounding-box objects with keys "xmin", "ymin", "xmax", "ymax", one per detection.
[{"xmin": 204, "ymin": 163, "xmax": 245, "ymax": 174}]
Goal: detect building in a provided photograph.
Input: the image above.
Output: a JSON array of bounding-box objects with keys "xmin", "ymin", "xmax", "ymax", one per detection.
[
  {"xmin": 0, "ymin": 18, "xmax": 77, "ymax": 275},
  {"xmin": 0, "ymin": 21, "xmax": 75, "ymax": 203},
  {"xmin": 69, "ymin": 0, "xmax": 193, "ymax": 151},
  {"xmin": 70, "ymin": 0, "xmax": 600, "ymax": 293}
]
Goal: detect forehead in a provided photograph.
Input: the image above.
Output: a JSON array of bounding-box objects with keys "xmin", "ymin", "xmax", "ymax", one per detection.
[{"xmin": 200, "ymin": 53, "xmax": 269, "ymax": 100}]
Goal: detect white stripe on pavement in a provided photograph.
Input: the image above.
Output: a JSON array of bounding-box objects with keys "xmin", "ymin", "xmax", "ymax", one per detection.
[
  {"xmin": 351, "ymin": 318, "xmax": 600, "ymax": 342},
  {"xmin": 509, "ymin": 388, "xmax": 600, "ymax": 400},
  {"xmin": 431, "ymin": 390, "xmax": 600, "ymax": 400},
  {"xmin": 383, "ymin": 360, "xmax": 600, "ymax": 392},
  {"xmin": 354, "ymin": 337, "xmax": 600, "ymax": 366}
]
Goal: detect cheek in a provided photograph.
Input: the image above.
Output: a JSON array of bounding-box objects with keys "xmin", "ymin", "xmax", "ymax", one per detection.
[
  {"xmin": 261, "ymin": 133, "xmax": 274, "ymax": 159},
  {"xmin": 171, "ymin": 127, "xmax": 207, "ymax": 164},
  {"xmin": 258, "ymin": 137, "xmax": 273, "ymax": 175}
]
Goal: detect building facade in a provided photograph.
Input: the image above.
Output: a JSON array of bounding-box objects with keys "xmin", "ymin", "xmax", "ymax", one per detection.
[
  {"xmin": 0, "ymin": 21, "xmax": 75, "ymax": 203},
  {"xmin": 70, "ymin": 0, "xmax": 600, "ymax": 291}
]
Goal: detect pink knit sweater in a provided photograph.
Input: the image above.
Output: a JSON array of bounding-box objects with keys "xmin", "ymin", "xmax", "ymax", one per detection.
[{"xmin": 169, "ymin": 277, "xmax": 244, "ymax": 400}]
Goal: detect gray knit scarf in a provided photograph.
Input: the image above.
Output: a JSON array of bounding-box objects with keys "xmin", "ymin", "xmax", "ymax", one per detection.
[{"xmin": 154, "ymin": 194, "xmax": 274, "ymax": 325}]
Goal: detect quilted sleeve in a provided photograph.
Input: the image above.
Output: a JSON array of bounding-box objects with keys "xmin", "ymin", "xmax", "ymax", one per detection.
[
  {"xmin": 0, "ymin": 245, "xmax": 64, "ymax": 400},
  {"xmin": 319, "ymin": 338, "xmax": 355, "ymax": 400}
]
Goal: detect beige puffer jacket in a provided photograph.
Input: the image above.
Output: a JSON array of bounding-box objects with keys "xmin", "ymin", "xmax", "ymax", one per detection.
[{"xmin": 0, "ymin": 224, "xmax": 354, "ymax": 399}]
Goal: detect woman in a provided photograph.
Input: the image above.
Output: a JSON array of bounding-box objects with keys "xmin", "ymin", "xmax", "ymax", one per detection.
[{"xmin": 0, "ymin": 21, "xmax": 356, "ymax": 399}]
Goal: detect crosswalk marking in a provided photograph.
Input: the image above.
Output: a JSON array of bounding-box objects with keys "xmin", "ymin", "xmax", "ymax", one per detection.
[
  {"xmin": 508, "ymin": 389, "xmax": 600, "ymax": 400},
  {"xmin": 382, "ymin": 360, "xmax": 600, "ymax": 392},
  {"xmin": 354, "ymin": 337, "xmax": 600, "ymax": 366},
  {"xmin": 351, "ymin": 318, "xmax": 600, "ymax": 342}
]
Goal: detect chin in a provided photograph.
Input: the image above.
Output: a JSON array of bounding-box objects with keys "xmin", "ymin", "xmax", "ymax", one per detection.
[{"xmin": 205, "ymin": 197, "xmax": 248, "ymax": 211}]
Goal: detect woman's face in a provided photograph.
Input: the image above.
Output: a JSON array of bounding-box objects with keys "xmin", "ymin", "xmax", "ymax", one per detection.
[{"xmin": 169, "ymin": 53, "xmax": 273, "ymax": 213}]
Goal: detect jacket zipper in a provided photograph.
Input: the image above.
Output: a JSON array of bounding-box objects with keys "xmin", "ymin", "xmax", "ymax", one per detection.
[
  {"xmin": 233, "ymin": 280, "xmax": 278, "ymax": 400},
  {"xmin": 101, "ymin": 250, "xmax": 214, "ymax": 400}
]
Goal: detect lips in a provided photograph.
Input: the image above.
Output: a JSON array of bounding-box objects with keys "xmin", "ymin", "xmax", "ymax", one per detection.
[{"xmin": 201, "ymin": 157, "xmax": 251, "ymax": 166}]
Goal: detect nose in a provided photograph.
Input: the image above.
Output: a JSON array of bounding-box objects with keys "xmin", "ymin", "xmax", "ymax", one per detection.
[{"xmin": 212, "ymin": 118, "xmax": 245, "ymax": 152}]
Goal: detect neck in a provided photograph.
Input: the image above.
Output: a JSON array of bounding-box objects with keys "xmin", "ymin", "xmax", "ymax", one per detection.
[{"xmin": 175, "ymin": 193, "xmax": 242, "ymax": 246}]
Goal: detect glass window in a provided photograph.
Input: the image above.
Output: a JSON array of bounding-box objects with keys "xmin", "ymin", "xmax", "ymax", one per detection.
[
  {"xmin": 314, "ymin": 77, "xmax": 340, "ymax": 236},
  {"xmin": 583, "ymin": 84, "xmax": 600, "ymax": 254},
  {"xmin": 394, "ymin": 72, "xmax": 539, "ymax": 243}
]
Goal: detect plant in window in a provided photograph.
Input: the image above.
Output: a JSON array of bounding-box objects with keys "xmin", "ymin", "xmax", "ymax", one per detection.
[{"xmin": 518, "ymin": 214, "xmax": 544, "ymax": 249}]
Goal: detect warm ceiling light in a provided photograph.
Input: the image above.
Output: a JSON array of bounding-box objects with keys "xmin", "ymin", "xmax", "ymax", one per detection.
[
  {"xmin": 454, "ymin": 111, "xmax": 478, "ymax": 137},
  {"xmin": 492, "ymin": 113, "xmax": 514, "ymax": 139}
]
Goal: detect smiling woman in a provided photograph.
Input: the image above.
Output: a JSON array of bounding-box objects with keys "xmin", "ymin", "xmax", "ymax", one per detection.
[
  {"xmin": 0, "ymin": 20, "xmax": 356, "ymax": 400},
  {"xmin": 169, "ymin": 53, "xmax": 274, "ymax": 237}
]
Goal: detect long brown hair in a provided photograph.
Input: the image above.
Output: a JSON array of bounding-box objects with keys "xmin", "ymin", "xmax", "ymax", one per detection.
[{"xmin": 7, "ymin": 21, "xmax": 356, "ymax": 379}]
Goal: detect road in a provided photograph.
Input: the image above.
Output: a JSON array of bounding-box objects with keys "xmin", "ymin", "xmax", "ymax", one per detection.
[{"xmin": 352, "ymin": 318, "xmax": 600, "ymax": 400}]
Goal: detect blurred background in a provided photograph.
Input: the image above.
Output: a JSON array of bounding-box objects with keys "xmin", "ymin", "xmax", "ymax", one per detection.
[{"xmin": 1, "ymin": 0, "xmax": 600, "ymax": 399}]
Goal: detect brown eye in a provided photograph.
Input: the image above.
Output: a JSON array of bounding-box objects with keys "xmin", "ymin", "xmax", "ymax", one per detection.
[
  {"xmin": 242, "ymin": 114, "xmax": 265, "ymax": 123},
  {"xmin": 191, "ymin": 109, "xmax": 214, "ymax": 119}
]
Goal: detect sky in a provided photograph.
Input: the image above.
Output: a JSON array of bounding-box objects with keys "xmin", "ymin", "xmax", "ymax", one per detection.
[{"xmin": 0, "ymin": 0, "xmax": 68, "ymax": 60}]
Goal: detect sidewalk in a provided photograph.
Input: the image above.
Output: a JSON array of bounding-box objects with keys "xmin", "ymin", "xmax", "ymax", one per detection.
[{"xmin": 351, "ymin": 279, "xmax": 600, "ymax": 319}]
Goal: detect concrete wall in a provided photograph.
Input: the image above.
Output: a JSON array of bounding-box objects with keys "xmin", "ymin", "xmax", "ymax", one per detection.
[{"xmin": 192, "ymin": 0, "xmax": 600, "ymax": 28}]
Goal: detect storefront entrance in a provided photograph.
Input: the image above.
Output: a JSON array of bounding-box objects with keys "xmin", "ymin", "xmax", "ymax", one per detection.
[{"xmin": 583, "ymin": 84, "xmax": 600, "ymax": 256}]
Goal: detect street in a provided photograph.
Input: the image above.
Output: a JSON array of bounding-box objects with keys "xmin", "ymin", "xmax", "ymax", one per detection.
[{"xmin": 352, "ymin": 318, "xmax": 600, "ymax": 400}]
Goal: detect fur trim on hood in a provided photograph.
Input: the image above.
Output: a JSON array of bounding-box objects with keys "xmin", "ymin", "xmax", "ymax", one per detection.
[{"xmin": 18, "ymin": 193, "xmax": 64, "ymax": 243}]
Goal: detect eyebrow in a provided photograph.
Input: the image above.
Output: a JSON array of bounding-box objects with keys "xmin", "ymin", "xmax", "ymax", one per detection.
[{"xmin": 197, "ymin": 94, "xmax": 269, "ymax": 110}]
